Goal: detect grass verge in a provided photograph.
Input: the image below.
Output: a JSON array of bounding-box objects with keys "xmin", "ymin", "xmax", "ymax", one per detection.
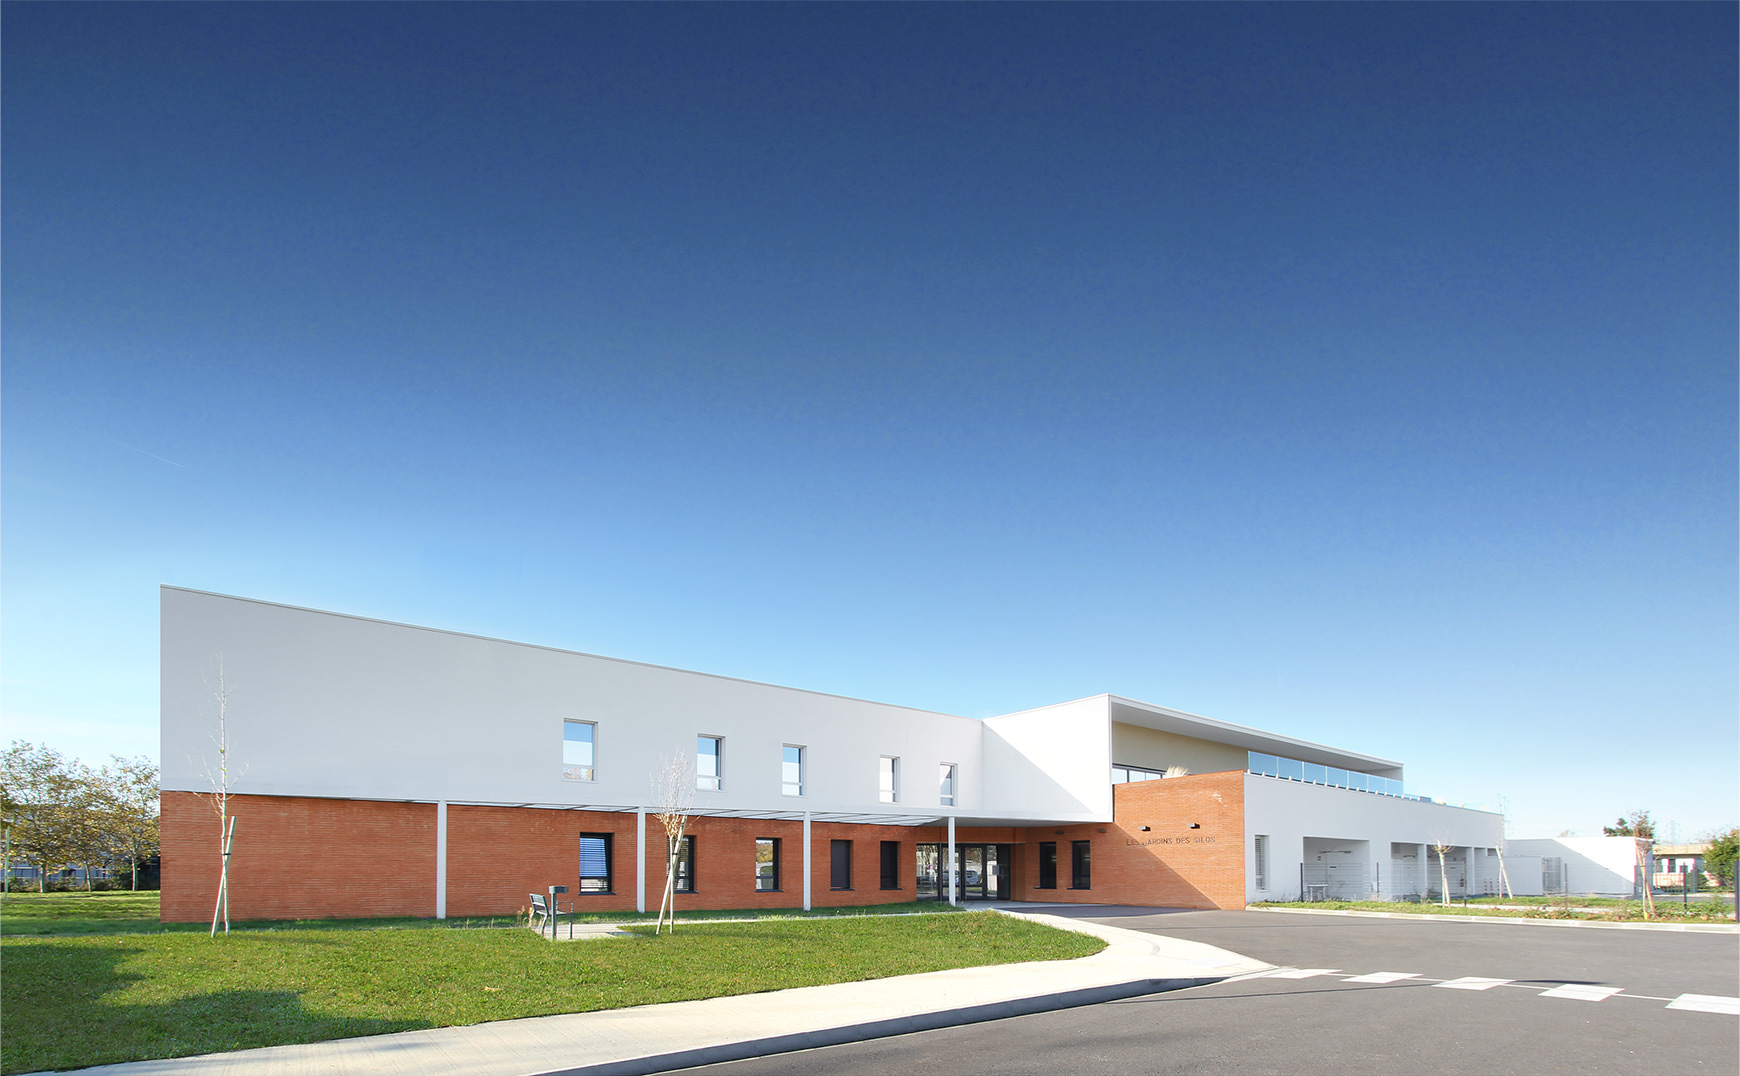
[
  {"xmin": 2, "ymin": 909, "xmax": 1101, "ymax": 1074},
  {"xmin": 0, "ymin": 891, "xmax": 962, "ymax": 937}
]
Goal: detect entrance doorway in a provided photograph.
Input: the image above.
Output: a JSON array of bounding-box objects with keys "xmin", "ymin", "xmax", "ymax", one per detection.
[{"xmin": 916, "ymin": 843, "xmax": 1012, "ymax": 901}]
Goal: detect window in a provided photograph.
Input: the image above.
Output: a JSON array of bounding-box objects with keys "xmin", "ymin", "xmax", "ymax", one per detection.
[
  {"xmin": 782, "ymin": 745, "xmax": 804, "ymax": 796},
  {"xmin": 755, "ymin": 838, "xmax": 779, "ymax": 891},
  {"xmin": 579, "ymin": 833, "xmax": 613, "ymax": 893},
  {"xmin": 674, "ymin": 835, "xmax": 695, "ymax": 894},
  {"xmin": 879, "ymin": 756, "xmax": 899, "ymax": 803},
  {"xmin": 697, "ymin": 735, "xmax": 722, "ymax": 791},
  {"xmin": 880, "ymin": 841, "xmax": 900, "ymax": 890},
  {"xmin": 1038, "ymin": 842, "xmax": 1058, "ymax": 889},
  {"xmin": 1111, "ymin": 764, "xmax": 1165, "ymax": 784},
  {"xmin": 563, "ymin": 720, "xmax": 595, "ymax": 781},
  {"xmin": 938, "ymin": 763, "xmax": 957, "ymax": 807},
  {"xmin": 1070, "ymin": 840, "xmax": 1091, "ymax": 889},
  {"xmin": 830, "ymin": 839, "xmax": 853, "ymax": 890},
  {"xmin": 1254, "ymin": 834, "xmax": 1269, "ymax": 890}
]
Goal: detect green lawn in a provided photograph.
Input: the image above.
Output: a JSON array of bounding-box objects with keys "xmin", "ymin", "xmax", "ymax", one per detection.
[
  {"xmin": 1, "ymin": 897, "xmax": 1102, "ymax": 1074},
  {"xmin": 0, "ymin": 890, "xmax": 961, "ymax": 936}
]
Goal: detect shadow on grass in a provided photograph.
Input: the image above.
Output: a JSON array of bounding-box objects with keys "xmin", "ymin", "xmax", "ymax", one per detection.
[{"xmin": 0, "ymin": 941, "xmax": 425, "ymax": 1075}]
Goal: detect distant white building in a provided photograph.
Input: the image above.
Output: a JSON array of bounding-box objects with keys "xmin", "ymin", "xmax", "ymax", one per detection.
[
  {"xmin": 158, "ymin": 587, "xmax": 1503, "ymax": 921},
  {"xmin": 1507, "ymin": 836, "xmax": 1653, "ymax": 898}
]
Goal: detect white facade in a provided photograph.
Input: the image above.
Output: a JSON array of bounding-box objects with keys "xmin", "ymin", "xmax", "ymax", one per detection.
[
  {"xmin": 1507, "ymin": 837, "xmax": 1651, "ymax": 898},
  {"xmin": 1244, "ymin": 775, "xmax": 1505, "ymax": 902},
  {"xmin": 161, "ymin": 586, "xmax": 1507, "ymax": 909},
  {"xmin": 161, "ymin": 586, "xmax": 1103, "ymax": 826}
]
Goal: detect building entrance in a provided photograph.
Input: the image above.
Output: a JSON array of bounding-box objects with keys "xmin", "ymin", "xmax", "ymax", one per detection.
[{"xmin": 916, "ymin": 843, "xmax": 1012, "ymax": 901}]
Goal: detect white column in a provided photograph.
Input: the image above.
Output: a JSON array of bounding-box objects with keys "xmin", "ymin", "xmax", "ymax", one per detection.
[
  {"xmin": 635, "ymin": 809, "xmax": 647, "ymax": 914},
  {"xmin": 947, "ymin": 815, "xmax": 957, "ymax": 906},
  {"xmin": 435, "ymin": 800, "xmax": 448, "ymax": 920},
  {"xmin": 802, "ymin": 812, "xmax": 812, "ymax": 911}
]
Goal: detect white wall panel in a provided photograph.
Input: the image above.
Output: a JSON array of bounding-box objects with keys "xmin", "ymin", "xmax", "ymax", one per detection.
[
  {"xmin": 1244, "ymin": 774, "xmax": 1504, "ymax": 902},
  {"xmin": 1506, "ymin": 837, "xmax": 1646, "ymax": 897},
  {"xmin": 161, "ymin": 588, "xmax": 985, "ymax": 813},
  {"xmin": 980, "ymin": 698, "xmax": 1112, "ymax": 821}
]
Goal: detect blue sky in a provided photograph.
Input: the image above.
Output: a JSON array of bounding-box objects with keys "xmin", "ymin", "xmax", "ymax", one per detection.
[{"xmin": 4, "ymin": 4, "xmax": 1734, "ymax": 842}]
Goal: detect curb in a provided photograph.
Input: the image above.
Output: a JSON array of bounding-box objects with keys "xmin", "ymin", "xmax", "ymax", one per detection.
[
  {"xmin": 1245, "ymin": 906, "xmax": 1739, "ymax": 933},
  {"xmin": 43, "ymin": 908, "xmax": 1269, "ymax": 1076},
  {"xmin": 532, "ymin": 976, "xmax": 1221, "ymax": 1076}
]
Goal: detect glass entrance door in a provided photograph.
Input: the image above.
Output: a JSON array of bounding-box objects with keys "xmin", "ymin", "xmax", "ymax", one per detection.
[{"xmin": 917, "ymin": 843, "xmax": 1014, "ymax": 901}]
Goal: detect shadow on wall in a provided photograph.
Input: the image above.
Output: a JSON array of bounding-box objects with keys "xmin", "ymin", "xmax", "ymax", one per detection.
[{"xmin": 0, "ymin": 941, "xmax": 424, "ymax": 1073}]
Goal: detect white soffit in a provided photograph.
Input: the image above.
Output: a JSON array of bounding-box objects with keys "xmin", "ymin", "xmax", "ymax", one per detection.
[{"xmin": 1106, "ymin": 695, "xmax": 1402, "ymax": 774}]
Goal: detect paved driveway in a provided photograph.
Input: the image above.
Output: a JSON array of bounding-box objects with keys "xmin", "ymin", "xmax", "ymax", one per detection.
[{"xmin": 682, "ymin": 907, "xmax": 1739, "ymax": 1075}]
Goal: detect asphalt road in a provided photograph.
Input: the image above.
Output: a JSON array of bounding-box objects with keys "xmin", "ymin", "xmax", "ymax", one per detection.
[{"xmin": 680, "ymin": 908, "xmax": 1739, "ymax": 1076}]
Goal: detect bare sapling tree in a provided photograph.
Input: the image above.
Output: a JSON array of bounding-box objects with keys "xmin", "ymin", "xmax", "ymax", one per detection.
[
  {"xmin": 1431, "ymin": 838, "xmax": 1453, "ymax": 907},
  {"xmin": 197, "ymin": 660, "xmax": 245, "ymax": 937},
  {"xmin": 1493, "ymin": 796, "xmax": 1514, "ymax": 900},
  {"xmin": 651, "ymin": 750, "xmax": 696, "ymax": 935},
  {"xmin": 1634, "ymin": 839, "xmax": 1655, "ymax": 920}
]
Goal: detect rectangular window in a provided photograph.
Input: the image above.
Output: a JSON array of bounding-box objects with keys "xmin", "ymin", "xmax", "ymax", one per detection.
[
  {"xmin": 938, "ymin": 763, "xmax": 957, "ymax": 807},
  {"xmin": 1038, "ymin": 842, "xmax": 1058, "ymax": 889},
  {"xmin": 755, "ymin": 838, "xmax": 779, "ymax": 891},
  {"xmin": 1111, "ymin": 764, "xmax": 1165, "ymax": 784},
  {"xmin": 579, "ymin": 833, "xmax": 613, "ymax": 893},
  {"xmin": 1070, "ymin": 840, "xmax": 1091, "ymax": 889},
  {"xmin": 562, "ymin": 720, "xmax": 595, "ymax": 781},
  {"xmin": 674, "ymin": 835, "xmax": 695, "ymax": 894},
  {"xmin": 782, "ymin": 745, "xmax": 804, "ymax": 796},
  {"xmin": 879, "ymin": 756, "xmax": 899, "ymax": 803},
  {"xmin": 697, "ymin": 735, "xmax": 723, "ymax": 791},
  {"xmin": 1254, "ymin": 834, "xmax": 1269, "ymax": 890},
  {"xmin": 880, "ymin": 840, "xmax": 900, "ymax": 890},
  {"xmin": 831, "ymin": 839, "xmax": 853, "ymax": 890}
]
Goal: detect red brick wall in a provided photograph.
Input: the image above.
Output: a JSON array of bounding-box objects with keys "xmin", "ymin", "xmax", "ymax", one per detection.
[
  {"xmin": 445, "ymin": 804, "xmax": 639, "ymax": 916},
  {"xmin": 160, "ymin": 791, "xmax": 436, "ymax": 923},
  {"xmin": 163, "ymin": 793, "xmax": 957, "ymax": 921},
  {"xmin": 1005, "ymin": 772, "xmax": 1247, "ymax": 909},
  {"xmin": 161, "ymin": 781, "xmax": 1248, "ymax": 922}
]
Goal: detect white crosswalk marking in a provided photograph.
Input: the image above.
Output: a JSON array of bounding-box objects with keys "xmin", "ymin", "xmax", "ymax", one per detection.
[
  {"xmin": 1247, "ymin": 969, "xmax": 1733, "ymax": 1014},
  {"xmin": 1435, "ymin": 977, "xmax": 1512, "ymax": 991},
  {"xmin": 1665, "ymin": 994, "xmax": 1740, "ymax": 1015},
  {"xmin": 1539, "ymin": 984, "xmax": 1622, "ymax": 1001}
]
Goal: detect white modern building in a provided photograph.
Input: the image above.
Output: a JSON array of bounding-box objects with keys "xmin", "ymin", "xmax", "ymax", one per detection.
[
  {"xmin": 159, "ymin": 587, "xmax": 1503, "ymax": 921},
  {"xmin": 1507, "ymin": 836, "xmax": 1654, "ymax": 898}
]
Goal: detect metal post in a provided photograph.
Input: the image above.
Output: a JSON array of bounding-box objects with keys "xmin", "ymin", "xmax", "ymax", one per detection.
[
  {"xmin": 635, "ymin": 809, "xmax": 647, "ymax": 914},
  {"xmin": 802, "ymin": 812, "xmax": 812, "ymax": 911},
  {"xmin": 435, "ymin": 801, "xmax": 447, "ymax": 920},
  {"xmin": 947, "ymin": 815, "xmax": 956, "ymax": 906}
]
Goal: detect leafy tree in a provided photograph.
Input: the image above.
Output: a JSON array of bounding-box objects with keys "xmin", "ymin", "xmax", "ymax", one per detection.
[
  {"xmin": 103, "ymin": 756, "xmax": 161, "ymax": 890},
  {"xmin": 1, "ymin": 742, "xmax": 88, "ymax": 891},
  {"xmin": 1602, "ymin": 810, "xmax": 1655, "ymax": 838},
  {"xmin": 1705, "ymin": 828, "xmax": 1738, "ymax": 889},
  {"xmin": 0, "ymin": 743, "xmax": 161, "ymax": 891}
]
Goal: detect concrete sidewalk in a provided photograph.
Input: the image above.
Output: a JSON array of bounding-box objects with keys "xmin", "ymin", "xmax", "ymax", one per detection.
[{"xmin": 60, "ymin": 906, "xmax": 1270, "ymax": 1076}]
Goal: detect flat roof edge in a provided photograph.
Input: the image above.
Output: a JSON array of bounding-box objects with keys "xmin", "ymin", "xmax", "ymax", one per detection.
[
  {"xmin": 1108, "ymin": 694, "xmax": 1403, "ymax": 770},
  {"xmin": 160, "ymin": 585, "xmax": 970, "ymax": 721}
]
